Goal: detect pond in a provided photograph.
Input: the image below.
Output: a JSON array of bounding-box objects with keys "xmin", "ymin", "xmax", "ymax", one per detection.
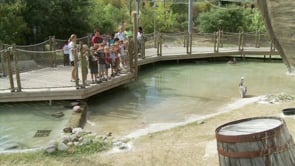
[
  {"xmin": 84, "ymin": 60, "xmax": 295, "ymax": 137},
  {"xmin": 1, "ymin": 60, "xmax": 295, "ymax": 151}
]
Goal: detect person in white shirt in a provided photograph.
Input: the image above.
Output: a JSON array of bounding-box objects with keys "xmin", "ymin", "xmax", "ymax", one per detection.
[
  {"xmin": 68, "ymin": 34, "xmax": 77, "ymax": 81},
  {"xmin": 137, "ymin": 26, "xmax": 143, "ymax": 53},
  {"xmin": 63, "ymin": 41, "xmax": 70, "ymax": 66},
  {"xmin": 114, "ymin": 26, "xmax": 126, "ymax": 42}
]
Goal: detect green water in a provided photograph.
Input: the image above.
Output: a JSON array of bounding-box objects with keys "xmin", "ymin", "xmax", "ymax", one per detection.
[
  {"xmin": 85, "ymin": 61, "xmax": 295, "ymax": 136},
  {"xmin": 0, "ymin": 101, "xmax": 72, "ymax": 151},
  {"xmin": 1, "ymin": 60, "xmax": 295, "ymax": 150}
]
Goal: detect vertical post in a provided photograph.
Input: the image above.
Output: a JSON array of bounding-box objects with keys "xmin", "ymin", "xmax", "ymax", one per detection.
[
  {"xmin": 52, "ymin": 36, "xmax": 56, "ymax": 67},
  {"xmin": 270, "ymin": 40, "xmax": 273, "ymax": 60},
  {"xmin": 255, "ymin": 30, "xmax": 258, "ymax": 48},
  {"xmin": 0, "ymin": 42, "xmax": 6, "ymax": 77},
  {"xmin": 49, "ymin": 36, "xmax": 53, "ymax": 67},
  {"xmin": 214, "ymin": 32, "xmax": 217, "ymax": 53},
  {"xmin": 87, "ymin": 33, "xmax": 92, "ymax": 46},
  {"xmin": 80, "ymin": 42, "xmax": 86, "ymax": 88},
  {"xmin": 157, "ymin": 34, "xmax": 160, "ymax": 56},
  {"xmin": 186, "ymin": 32, "xmax": 189, "ymax": 53},
  {"xmin": 183, "ymin": 33, "xmax": 186, "ymax": 48},
  {"xmin": 6, "ymin": 50, "xmax": 15, "ymax": 92},
  {"xmin": 257, "ymin": 31, "xmax": 261, "ymax": 48},
  {"xmin": 132, "ymin": 11, "xmax": 138, "ymax": 79},
  {"xmin": 188, "ymin": 0, "xmax": 193, "ymax": 55},
  {"xmin": 154, "ymin": 8, "xmax": 157, "ymax": 48},
  {"xmin": 238, "ymin": 32, "xmax": 242, "ymax": 57},
  {"xmin": 159, "ymin": 33, "xmax": 162, "ymax": 56},
  {"xmin": 241, "ymin": 32, "xmax": 244, "ymax": 50},
  {"xmin": 141, "ymin": 35, "xmax": 145, "ymax": 59},
  {"xmin": 220, "ymin": 30, "xmax": 223, "ymax": 48},
  {"xmin": 216, "ymin": 30, "xmax": 221, "ymax": 53},
  {"xmin": 12, "ymin": 44, "xmax": 21, "ymax": 92},
  {"xmin": 73, "ymin": 42, "xmax": 79, "ymax": 89},
  {"xmin": 128, "ymin": 36, "xmax": 134, "ymax": 72}
]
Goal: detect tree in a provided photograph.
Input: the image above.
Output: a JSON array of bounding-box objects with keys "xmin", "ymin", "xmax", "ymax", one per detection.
[
  {"xmin": 0, "ymin": 0, "xmax": 28, "ymax": 44},
  {"xmin": 22, "ymin": 0, "xmax": 93, "ymax": 43},
  {"xmin": 197, "ymin": 7, "xmax": 247, "ymax": 33}
]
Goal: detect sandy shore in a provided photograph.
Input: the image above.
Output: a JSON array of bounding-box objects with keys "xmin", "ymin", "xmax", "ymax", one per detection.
[{"xmin": 91, "ymin": 95, "xmax": 295, "ymax": 166}]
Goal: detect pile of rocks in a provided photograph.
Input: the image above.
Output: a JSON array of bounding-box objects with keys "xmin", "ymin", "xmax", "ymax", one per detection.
[
  {"xmin": 44, "ymin": 127, "xmax": 133, "ymax": 154},
  {"xmin": 44, "ymin": 127, "xmax": 111, "ymax": 153},
  {"xmin": 259, "ymin": 93, "xmax": 295, "ymax": 104}
]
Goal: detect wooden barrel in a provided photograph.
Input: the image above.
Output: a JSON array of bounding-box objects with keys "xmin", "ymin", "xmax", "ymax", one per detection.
[{"xmin": 215, "ymin": 117, "xmax": 295, "ymax": 166}]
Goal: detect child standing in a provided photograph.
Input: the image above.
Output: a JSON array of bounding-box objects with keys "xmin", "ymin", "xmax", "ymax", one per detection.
[{"xmin": 89, "ymin": 46, "xmax": 99, "ymax": 84}]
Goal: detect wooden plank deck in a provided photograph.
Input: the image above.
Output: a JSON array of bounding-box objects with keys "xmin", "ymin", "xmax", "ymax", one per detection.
[{"xmin": 0, "ymin": 47, "xmax": 280, "ymax": 103}]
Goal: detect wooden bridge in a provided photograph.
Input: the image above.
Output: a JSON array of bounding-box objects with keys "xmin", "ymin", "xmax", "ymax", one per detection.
[{"xmin": 0, "ymin": 32, "xmax": 280, "ymax": 103}]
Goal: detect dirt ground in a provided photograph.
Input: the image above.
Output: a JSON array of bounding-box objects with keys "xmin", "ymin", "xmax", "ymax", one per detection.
[{"xmin": 84, "ymin": 99, "xmax": 295, "ymax": 166}]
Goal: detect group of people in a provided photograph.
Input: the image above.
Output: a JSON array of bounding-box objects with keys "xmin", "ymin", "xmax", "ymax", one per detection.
[{"xmin": 64, "ymin": 26, "xmax": 139, "ymax": 84}]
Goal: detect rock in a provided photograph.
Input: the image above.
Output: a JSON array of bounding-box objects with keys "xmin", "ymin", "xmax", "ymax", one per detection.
[
  {"xmin": 57, "ymin": 142, "xmax": 68, "ymax": 151},
  {"xmin": 45, "ymin": 141, "xmax": 57, "ymax": 153},
  {"xmin": 61, "ymin": 135, "xmax": 70, "ymax": 144},
  {"xmin": 3, "ymin": 143, "xmax": 20, "ymax": 150},
  {"xmin": 72, "ymin": 128, "xmax": 83, "ymax": 134},
  {"xmin": 73, "ymin": 105, "xmax": 81, "ymax": 113},
  {"xmin": 107, "ymin": 132, "xmax": 112, "ymax": 137},
  {"xmin": 45, "ymin": 146, "xmax": 56, "ymax": 153},
  {"xmin": 119, "ymin": 143, "xmax": 128, "ymax": 150},
  {"xmin": 63, "ymin": 127, "xmax": 72, "ymax": 133},
  {"xmin": 51, "ymin": 111, "xmax": 64, "ymax": 118}
]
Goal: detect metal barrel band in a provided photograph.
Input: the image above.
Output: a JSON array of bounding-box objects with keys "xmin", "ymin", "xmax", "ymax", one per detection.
[{"xmin": 217, "ymin": 138, "xmax": 294, "ymax": 158}]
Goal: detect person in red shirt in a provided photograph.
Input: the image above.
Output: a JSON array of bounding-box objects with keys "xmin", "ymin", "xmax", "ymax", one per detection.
[{"xmin": 91, "ymin": 29, "xmax": 104, "ymax": 49}]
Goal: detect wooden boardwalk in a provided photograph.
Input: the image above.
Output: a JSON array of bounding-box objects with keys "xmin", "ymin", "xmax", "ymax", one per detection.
[{"xmin": 0, "ymin": 46, "xmax": 280, "ymax": 103}]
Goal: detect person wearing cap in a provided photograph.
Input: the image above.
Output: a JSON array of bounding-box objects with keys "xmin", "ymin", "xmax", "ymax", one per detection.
[{"xmin": 239, "ymin": 77, "xmax": 247, "ymax": 98}]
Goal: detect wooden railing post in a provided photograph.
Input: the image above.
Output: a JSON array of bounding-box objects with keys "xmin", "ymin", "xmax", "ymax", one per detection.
[
  {"xmin": 220, "ymin": 30, "xmax": 224, "ymax": 48},
  {"xmin": 6, "ymin": 50, "xmax": 15, "ymax": 92},
  {"xmin": 52, "ymin": 36, "xmax": 56, "ymax": 67},
  {"xmin": 255, "ymin": 30, "xmax": 258, "ymax": 48},
  {"xmin": 183, "ymin": 33, "xmax": 186, "ymax": 48},
  {"xmin": 141, "ymin": 35, "xmax": 145, "ymax": 59},
  {"xmin": 154, "ymin": 31, "xmax": 157, "ymax": 48},
  {"xmin": 0, "ymin": 42, "xmax": 6, "ymax": 77},
  {"xmin": 214, "ymin": 31, "xmax": 217, "ymax": 53},
  {"xmin": 257, "ymin": 31, "xmax": 261, "ymax": 48},
  {"xmin": 189, "ymin": 32, "xmax": 192, "ymax": 55},
  {"xmin": 186, "ymin": 32, "xmax": 189, "ymax": 54},
  {"xmin": 87, "ymin": 33, "xmax": 92, "ymax": 46},
  {"xmin": 159, "ymin": 33, "xmax": 162, "ymax": 56},
  {"xmin": 80, "ymin": 42, "xmax": 86, "ymax": 88},
  {"xmin": 128, "ymin": 36, "xmax": 134, "ymax": 72},
  {"xmin": 73, "ymin": 42, "xmax": 79, "ymax": 89},
  {"xmin": 49, "ymin": 36, "xmax": 53, "ymax": 67},
  {"xmin": 132, "ymin": 11, "xmax": 138, "ymax": 79},
  {"xmin": 12, "ymin": 44, "xmax": 21, "ymax": 92},
  {"xmin": 216, "ymin": 30, "xmax": 221, "ymax": 53}
]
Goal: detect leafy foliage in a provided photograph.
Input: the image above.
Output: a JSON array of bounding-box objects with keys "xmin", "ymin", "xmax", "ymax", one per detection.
[
  {"xmin": 0, "ymin": 1, "xmax": 265, "ymax": 44},
  {"xmin": 0, "ymin": 0, "xmax": 28, "ymax": 44},
  {"xmin": 197, "ymin": 6, "xmax": 266, "ymax": 33}
]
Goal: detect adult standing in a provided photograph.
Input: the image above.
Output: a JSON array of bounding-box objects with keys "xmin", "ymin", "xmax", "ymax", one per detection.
[
  {"xmin": 92, "ymin": 29, "xmax": 104, "ymax": 48},
  {"xmin": 62, "ymin": 41, "xmax": 69, "ymax": 66},
  {"xmin": 68, "ymin": 34, "xmax": 77, "ymax": 81},
  {"xmin": 114, "ymin": 26, "xmax": 127, "ymax": 42},
  {"xmin": 137, "ymin": 26, "xmax": 143, "ymax": 56}
]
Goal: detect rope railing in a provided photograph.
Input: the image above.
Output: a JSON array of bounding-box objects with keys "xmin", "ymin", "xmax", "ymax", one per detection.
[{"xmin": 0, "ymin": 31, "xmax": 278, "ymax": 93}]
